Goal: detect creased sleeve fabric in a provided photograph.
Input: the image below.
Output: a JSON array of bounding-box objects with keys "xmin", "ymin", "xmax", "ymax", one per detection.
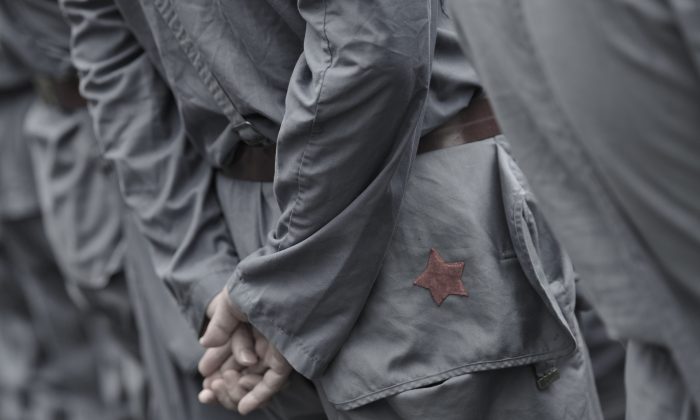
[
  {"xmin": 60, "ymin": 0, "xmax": 238, "ymax": 331},
  {"xmin": 228, "ymin": 0, "xmax": 439, "ymax": 378}
]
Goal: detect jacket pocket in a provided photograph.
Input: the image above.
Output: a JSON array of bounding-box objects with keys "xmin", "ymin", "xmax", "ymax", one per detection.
[
  {"xmin": 498, "ymin": 141, "xmax": 577, "ymax": 349},
  {"xmin": 317, "ymin": 139, "xmax": 577, "ymax": 411}
]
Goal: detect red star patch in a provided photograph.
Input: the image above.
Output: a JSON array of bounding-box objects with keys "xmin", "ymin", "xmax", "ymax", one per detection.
[{"xmin": 414, "ymin": 248, "xmax": 468, "ymax": 306}]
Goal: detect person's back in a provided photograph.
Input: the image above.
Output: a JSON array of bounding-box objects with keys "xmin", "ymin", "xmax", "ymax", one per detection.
[
  {"xmin": 0, "ymin": 1, "xmax": 147, "ymax": 417},
  {"xmin": 62, "ymin": 1, "xmax": 605, "ymax": 418},
  {"xmin": 448, "ymin": 1, "xmax": 700, "ymax": 418},
  {"xmin": 0, "ymin": 42, "xmax": 104, "ymax": 419}
]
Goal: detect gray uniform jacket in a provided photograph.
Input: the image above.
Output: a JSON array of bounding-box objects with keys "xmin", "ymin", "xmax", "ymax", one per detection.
[{"xmin": 60, "ymin": 0, "xmax": 480, "ymax": 377}]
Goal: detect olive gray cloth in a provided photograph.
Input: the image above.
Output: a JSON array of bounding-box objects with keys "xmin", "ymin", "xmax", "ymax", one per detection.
[
  {"xmin": 0, "ymin": 55, "xmax": 104, "ymax": 418},
  {"xmin": 625, "ymin": 342, "xmax": 698, "ymax": 420},
  {"xmin": 23, "ymin": 103, "xmax": 144, "ymax": 413},
  {"xmin": 58, "ymin": 0, "xmax": 479, "ymax": 377},
  {"xmin": 0, "ymin": 216, "xmax": 37, "ymax": 420},
  {"xmin": 0, "ymin": 45, "xmax": 38, "ymax": 220},
  {"xmin": 0, "ymin": 2, "xmax": 149, "ymax": 416},
  {"xmin": 0, "ymin": 215, "xmax": 103, "ymax": 417},
  {"xmin": 0, "ymin": 248, "xmax": 36, "ymax": 393},
  {"xmin": 0, "ymin": 0, "xmax": 74, "ymax": 79},
  {"xmin": 0, "ymin": 0, "xmax": 125, "ymax": 289},
  {"xmin": 216, "ymin": 138, "xmax": 603, "ymax": 418},
  {"xmin": 22, "ymin": 88, "xmax": 146, "ymax": 420},
  {"xmin": 24, "ymin": 103, "xmax": 126, "ymax": 290},
  {"xmin": 448, "ymin": 0, "xmax": 700, "ymax": 414}
]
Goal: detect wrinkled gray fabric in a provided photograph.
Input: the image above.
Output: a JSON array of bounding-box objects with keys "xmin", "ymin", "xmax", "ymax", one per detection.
[
  {"xmin": 448, "ymin": 0, "xmax": 700, "ymax": 412},
  {"xmin": 59, "ymin": 0, "xmax": 480, "ymax": 376},
  {"xmin": 317, "ymin": 350, "xmax": 596, "ymax": 420},
  {"xmin": 24, "ymin": 103, "xmax": 125, "ymax": 289},
  {"xmin": 0, "ymin": 42, "xmax": 32, "ymax": 89},
  {"xmin": 0, "ymin": 2, "xmax": 147, "ymax": 416},
  {"xmin": 579, "ymin": 310, "xmax": 626, "ymax": 420},
  {"xmin": 217, "ymin": 139, "xmax": 603, "ymax": 418},
  {"xmin": 0, "ymin": 0, "xmax": 124, "ymax": 289},
  {"xmin": 0, "ymin": 50, "xmax": 38, "ymax": 220},
  {"xmin": 0, "ymin": 57, "xmax": 95, "ymax": 397},
  {"xmin": 0, "ymin": 0, "xmax": 73, "ymax": 78},
  {"xmin": 0, "ymin": 228, "xmax": 37, "ymax": 415},
  {"xmin": 0, "ymin": 44, "xmax": 119, "ymax": 419},
  {"xmin": 1, "ymin": 215, "xmax": 102, "ymax": 407},
  {"xmin": 626, "ymin": 342, "xmax": 699, "ymax": 420},
  {"xmin": 0, "ymin": 0, "xmax": 304, "ymax": 416},
  {"xmin": 61, "ymin": 0, "xmax": 239, "ymax": 329}
]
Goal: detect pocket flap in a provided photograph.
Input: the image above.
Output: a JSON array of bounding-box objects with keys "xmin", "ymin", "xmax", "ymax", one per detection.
[{"xmin": 318, "ymin": 140, "xmax": 577, "ymax": 411}]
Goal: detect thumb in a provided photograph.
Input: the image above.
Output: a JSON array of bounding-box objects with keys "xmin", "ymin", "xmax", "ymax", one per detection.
[{"xmin": 200, "ymin": 294, "xmax": 240, "ymax": 348}]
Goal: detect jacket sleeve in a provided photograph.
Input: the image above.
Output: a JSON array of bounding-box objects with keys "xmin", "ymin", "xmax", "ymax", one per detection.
[
  {"xmin": 227, "ymin": 0, "xmax": 439, "ymax": 378},
  {"xmin": 60, "ymin": 0, "xmax": 238, "ymax": 331}
]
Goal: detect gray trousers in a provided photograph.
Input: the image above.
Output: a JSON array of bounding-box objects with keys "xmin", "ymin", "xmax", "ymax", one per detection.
[
  {"xmin": 0, "ymin": 221, "xmax": 38, "ymax": 419},
  {"xmin": 0, "ymin": 82, "xmax": 104, "ymax": 419},
  {"xmin": 448, "ymin": 0, "xmax": 700, "ymax": 417},
  {"xmin": 217, "ymin": 138, "xmax": 602, "ymax": 420}
]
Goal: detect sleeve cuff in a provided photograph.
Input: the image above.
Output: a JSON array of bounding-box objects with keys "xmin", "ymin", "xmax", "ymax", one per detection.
[{"xmin": 226, "ymin": 268, "xmax": 328, "ymax": 379}]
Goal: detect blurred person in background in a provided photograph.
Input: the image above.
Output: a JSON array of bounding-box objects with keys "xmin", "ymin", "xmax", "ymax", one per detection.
[
  {"xmin": 0, "ymin": 1, "xmax": 282, "ymax": 419},
  {"xmin": 0, "ymin": 44, "xmax": 43, "ymax": 420},
  {"xmin": 448, "ymin": 1, "xmax": 700, "ymax": 419},
  {"xmin": 0, "ymin": 42, "xmax": 103, "ymax": 420},
  {"xmin": 0, "ymin": 1, "xmax": 146, "ymax": 418}
]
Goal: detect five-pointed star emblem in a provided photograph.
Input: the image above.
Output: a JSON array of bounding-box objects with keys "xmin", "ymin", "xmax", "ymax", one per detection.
[{"xmin": 414, "ymin": 248, "xmax": 468, "ymax": 306}]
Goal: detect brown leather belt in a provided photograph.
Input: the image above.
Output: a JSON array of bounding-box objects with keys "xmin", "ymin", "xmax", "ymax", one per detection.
[
  {"xmin": 417, "ymin": 96, "xmax": 500, "ymax": 154},
  {"xmin": 32, "ymin": 75, "xmax": 87, "ymax": 111},
  {"xmin": 221, "ymin": 96, "xmax": 500, "ymax": 182}
]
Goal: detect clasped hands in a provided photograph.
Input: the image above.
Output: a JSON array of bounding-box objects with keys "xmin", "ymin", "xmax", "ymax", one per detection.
[{"xmin": 198, "ymin": 290, "xmax": 292, "ymax": 415}]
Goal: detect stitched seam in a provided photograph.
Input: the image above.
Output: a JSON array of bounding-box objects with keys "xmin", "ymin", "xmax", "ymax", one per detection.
[
  {"xmin": 153, "ymin": 0, "xmax": 240, "ymax": 123},
  {"xmin": 278, "ymin": 0, "xmax": 333, "ymax": 251},
  {"xmin": 332, "ymin": 346, "xmax": 573, "ymax": 409}
]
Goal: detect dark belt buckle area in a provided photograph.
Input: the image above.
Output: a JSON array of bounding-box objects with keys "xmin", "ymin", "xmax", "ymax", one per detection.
[
  {"xmin": 221, "ymin": 142, "xmax": 277, "ymax": 183},
  {"xmin": 417, "ymin": 97, "xmax": 501, "ymax": 155}
]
